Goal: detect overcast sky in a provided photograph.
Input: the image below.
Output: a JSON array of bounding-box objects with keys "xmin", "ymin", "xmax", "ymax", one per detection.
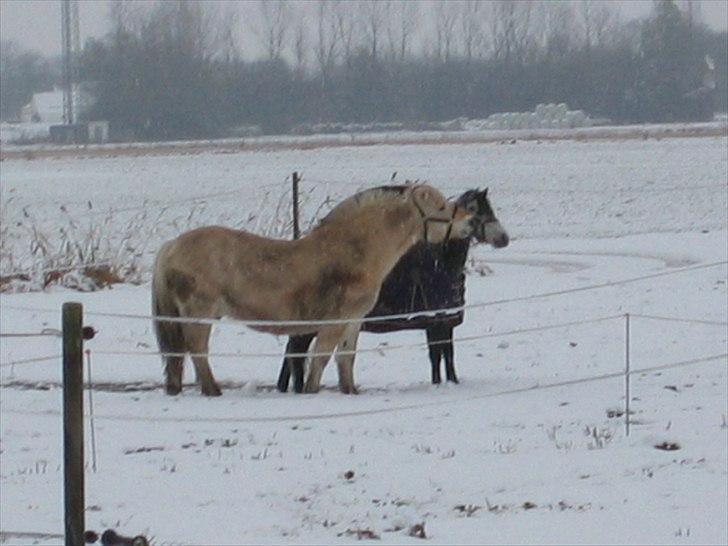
[{"xmin": 1, "ymin": 0, "xmax": 726, "ymax": 59}]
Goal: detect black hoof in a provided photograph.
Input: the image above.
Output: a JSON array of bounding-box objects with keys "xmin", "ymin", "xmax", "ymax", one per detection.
[{"xmin": 165, "ymin": 384, "xmax": 182, "ymax": 396}]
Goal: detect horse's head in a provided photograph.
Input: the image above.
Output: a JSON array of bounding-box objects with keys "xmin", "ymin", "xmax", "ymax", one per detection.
[
  {"xmin": 456, "ymin": 188, "xmax": 509, "ymax": 248},
  {"xmin": 410, "ymin": 185, "xmax": 476, "ymax": 244}
]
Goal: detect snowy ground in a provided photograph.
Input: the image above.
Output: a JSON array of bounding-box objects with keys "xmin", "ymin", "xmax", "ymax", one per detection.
[{"xmin": 1, "ymin": 133, "xmax": 727, "ymax": 545}]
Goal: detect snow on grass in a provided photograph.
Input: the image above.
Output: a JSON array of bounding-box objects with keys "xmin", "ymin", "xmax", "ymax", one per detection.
[{"xmin": 0, "ymin": 133, "xmax": 726, "ymax": 544}]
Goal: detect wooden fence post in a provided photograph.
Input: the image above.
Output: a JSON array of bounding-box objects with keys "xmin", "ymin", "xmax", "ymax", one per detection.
[
  {"xmin": 292, "ymin": 171, "xmax": 301, "ymax": 240},
  {"xmin": 62, "ymin": 302, "xmax": 84, "ymax": 546}
]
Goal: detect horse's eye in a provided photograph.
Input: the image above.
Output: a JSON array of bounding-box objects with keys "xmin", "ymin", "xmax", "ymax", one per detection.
[{"xmin": 439, "ymin": 205, "xmax": 446, "ymax": 211}]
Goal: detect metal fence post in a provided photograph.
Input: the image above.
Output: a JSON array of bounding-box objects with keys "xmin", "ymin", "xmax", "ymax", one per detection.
[
  {"xmin": 292, "ymin": 171, "xmax": 301, "ymax": 240},
  {"xmin": 624, "ymin": 312, "xmax": 631, "ymax": 437},
  {"xmin": 62, "ymin": 302, "xmax": 84, "ymax": 546}
]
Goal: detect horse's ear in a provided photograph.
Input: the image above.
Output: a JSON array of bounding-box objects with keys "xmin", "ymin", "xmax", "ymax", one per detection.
[
  {"xmin": 413, "ymin": 186, "xmax": 428, "ymax": 199},
  {"xmin": 483, "ymin": 187, "xmax": 489, "ymax": 196},
  {"xmin": 412, "ymin": 185, "xmax": 435, "ymax": 208}
]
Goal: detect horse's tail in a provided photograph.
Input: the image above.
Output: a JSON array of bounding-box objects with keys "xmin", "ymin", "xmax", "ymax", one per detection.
[{"xmin": 151, "ymin": 250, "xmax": 186, "ymax": 359}]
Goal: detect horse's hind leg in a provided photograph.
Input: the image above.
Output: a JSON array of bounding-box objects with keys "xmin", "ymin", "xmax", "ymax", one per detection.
[
  {"xmin": 443, "ymin": 327, "xmax": 458, "ymax": 384},
  {"xmin": 292, "ymin": 334, "xmax": 315, "ymax": 393},
  {"xmin": 277, "ymin": 334, "xmax": 315, "ymax": 393},
  {"xmin": 277, "ymin": 339, "xmax": 294, "ymax": 393},
  {"xmin": 303, "ymin": 326, "xmax": 345, "ymax": 394},
  {"xmin": 164, "ymin": 355, "xmax": 185, "ymax": 395},
  {"xmin": 426, "ymin": 327, "xmax": 444, "ymax": 384},
  {"xmin": 182, "ymin": 322, "xmax": 221, "ymax": 396},
  {"xmin": 335, "ymin": 324, "xmax": 361, "ymax": 394}
]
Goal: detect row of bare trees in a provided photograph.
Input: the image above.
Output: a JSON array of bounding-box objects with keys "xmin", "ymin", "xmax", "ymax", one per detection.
[
  {"xmin": 248, "ymin": 1, "xmax": 621, "ymax": 68},
  {"xmin": 80, "ymin": 0, "xmax": 625, "ymax": 81},
  {"xmin": 2, "ymin": 1, "xmax": 724, "ymax": 138}
]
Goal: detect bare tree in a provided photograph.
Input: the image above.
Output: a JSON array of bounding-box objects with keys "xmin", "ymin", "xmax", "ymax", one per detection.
[
  {"xmin": 254, "ymin": 0, "xmax": 290, "ymax": 61},
  {"xmin": 292, "ymin": 16, "xmax": 308, "ymax": 75},
  {"xmin": 488, "ymin": 0, "xmax": 534, "ymax": 64},
  {"xmin": 331, "ymin": 0, "xmax": 361, "ymax": 69},
  {"xmin": 108, "ymin": 0, "xmax": 150, "ymax": 37},
  {"xmin": 201, "ymin": 2, "xmax": 239, "ymax": 62},
  {"xmin": 458, "ymin": 0, "xmax": 484, "ymax": 62},
  {"xmin": 360, "ymin": 0, "xmax": 389, "ymax": 61},
  {"xmin": 535, "ymin": 1, "xmax": 576, "ymax": 59},
  {"xmin": 385, "ymin": 0, "xmax": 420, "ymax": 61},
  {"xmin": 433, "ymin": 2, "xmax": 458, "ymax": 62},
  {"xmin": 150, "ymin": 1, "xmax": 224, "ymax": 61},
  {"xmin": 314, "ymin": 1, "xmax": 338, "ymax": 84},
  {"xmin": 579, "ymin": 0, "xmax": 619, "ymax": 50}
]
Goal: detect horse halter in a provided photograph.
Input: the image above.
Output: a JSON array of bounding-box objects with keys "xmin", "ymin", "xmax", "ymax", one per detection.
[{"xmin": 413, "ymin": 199, "xmax": 458, "ymax": 243}]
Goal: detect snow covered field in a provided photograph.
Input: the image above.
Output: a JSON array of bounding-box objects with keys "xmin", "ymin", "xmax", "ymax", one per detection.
[{"xmin": 1, "ymin": 134, "xmax": 727, "ymax": 544}]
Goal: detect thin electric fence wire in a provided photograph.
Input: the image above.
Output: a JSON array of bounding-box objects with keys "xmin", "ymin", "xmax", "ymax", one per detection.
[
  {"xmin": 0, "ymin": 331, "xmax": 61, "ymax": 338},
  {"xmin": 629, "ymin": 313, "xmax": 728, "ymax": 326},
  {"xmin": 3, "ymin": 353, "xmax": 723, "ymax": 424},
  {"xmin": 0, "ymin": 354, "xmax": 60, "ymax": 369},
  {"xmin": 88, "ymin": 314, "xmax": 623, "ymax": 361},
  {"xmin": 1, "ymin": 260, "xmax": 725, "ymax": 328},
  {"xmin": 301, "ymin": 176, "xmax": 728, "ymax": 195},
  {"xmin": 8, "ymin": 179, "xmax": 291, "ymax": 220}
]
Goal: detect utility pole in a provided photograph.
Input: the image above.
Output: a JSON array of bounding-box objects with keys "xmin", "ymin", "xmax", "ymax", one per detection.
[{"xmin": 61, "ymin": 0, "xmax": 80, "ymax": 125}]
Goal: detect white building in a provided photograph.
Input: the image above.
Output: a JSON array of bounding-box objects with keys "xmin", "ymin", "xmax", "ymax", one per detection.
[
  {"xmin": 20, "ymin": 87, "xmax": 64, "ymax": 123},
  {"xmin": 20, "ymin": 84, "xmax": 93, "ymax": 124}
]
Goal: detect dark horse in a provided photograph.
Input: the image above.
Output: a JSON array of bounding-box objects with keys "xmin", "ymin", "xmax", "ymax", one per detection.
[{"xmin": 277, "ymin": 188, "xmax": 509, "ymax": 393}]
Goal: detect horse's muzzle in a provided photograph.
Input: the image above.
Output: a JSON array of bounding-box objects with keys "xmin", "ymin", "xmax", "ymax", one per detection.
[{"xmin": 492, "ymin": 233, "xmax": 509, "ymax": 248}]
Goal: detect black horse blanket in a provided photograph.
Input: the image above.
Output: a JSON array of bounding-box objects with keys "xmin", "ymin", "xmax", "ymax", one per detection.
[{"xmin": 362, "ymin": 238, "xmax": 469, "ymax": 333}]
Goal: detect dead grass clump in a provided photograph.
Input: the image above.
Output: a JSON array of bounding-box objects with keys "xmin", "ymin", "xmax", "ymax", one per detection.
[
  {"xmin": 82, "ymin": 265, "xmax": 126, "ymax": 288},
  {"xmin": 0, "ymin": 273, "xmax": 30, "ymax": 291},
  {"xmin": 338, "ymin": 528, "xmax": 380, "ymax": 540}
]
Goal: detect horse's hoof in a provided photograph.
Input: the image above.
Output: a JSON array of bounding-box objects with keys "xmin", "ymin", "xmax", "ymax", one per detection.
[
  {"xmin": 340, "ymin": 385, "xmax": 359, "ymax": 395},
  {"xmin": 202, "ymin": 385, "xmax": 222, "ymax": 397},
  {"xmin": 303, "ymin": 384, "xmax": 320, "ymax": 394},
  {"xmin": 165, "ymin": 384, "xmax": 182, "ymax": 395}
]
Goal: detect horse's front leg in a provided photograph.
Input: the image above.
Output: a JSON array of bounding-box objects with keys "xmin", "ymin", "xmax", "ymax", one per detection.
[
  {"xmin": 335, "ymin": 323, "xmax": 361, "ymax": 394},
  {"xmin": 303, "ymin": 326, "xmax": 346, "ymax": 394}
]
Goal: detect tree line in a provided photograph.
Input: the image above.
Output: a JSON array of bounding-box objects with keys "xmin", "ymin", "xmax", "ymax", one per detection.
[{"xmin": 1, "ymin": 0, "xmax": 726, "ymax": 140}]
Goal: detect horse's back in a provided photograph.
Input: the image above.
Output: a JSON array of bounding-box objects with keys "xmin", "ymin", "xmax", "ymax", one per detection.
[{"xmin": 158, "ymin": 226, "xmax": 292, "ymax": 276}]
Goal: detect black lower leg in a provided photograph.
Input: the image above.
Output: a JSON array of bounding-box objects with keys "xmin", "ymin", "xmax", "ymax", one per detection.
[
  {"xmin": 426, "ymin": 328, "xmax": 444, "ymax": 384},
  {"xmin": 288, "ymin": 334, "xmax": 315, "ymax": 393},
  {"xmin": 276, "ymin": 342, "xmax": 294, "ymax": 393},
  {"xmin": 443, "ymin": 328, "xmax": 458, "ymax": 383}
]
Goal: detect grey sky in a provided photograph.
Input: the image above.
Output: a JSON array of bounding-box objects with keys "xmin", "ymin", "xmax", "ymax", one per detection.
[{"xmin": 1, "ymin": 0, "xmax": 726, "ymax": 59}]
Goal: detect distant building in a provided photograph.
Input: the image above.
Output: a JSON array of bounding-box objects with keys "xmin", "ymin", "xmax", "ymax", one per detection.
[
  {"xmin": 20, "ymin": 84, "xmax": 95, "ymax": 124},
  {"xmin": 20, "ymin": 87, "xmax": 64, "ymax": 123},
  {"xmin": 18, "ymin": 83, "xmax": 110, "ymax": 145}
]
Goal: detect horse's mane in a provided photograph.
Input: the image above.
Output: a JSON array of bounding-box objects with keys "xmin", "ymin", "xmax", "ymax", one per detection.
[{"xmin": 316, "ymin": 185, "xmax": 414, "ymax": 227}]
